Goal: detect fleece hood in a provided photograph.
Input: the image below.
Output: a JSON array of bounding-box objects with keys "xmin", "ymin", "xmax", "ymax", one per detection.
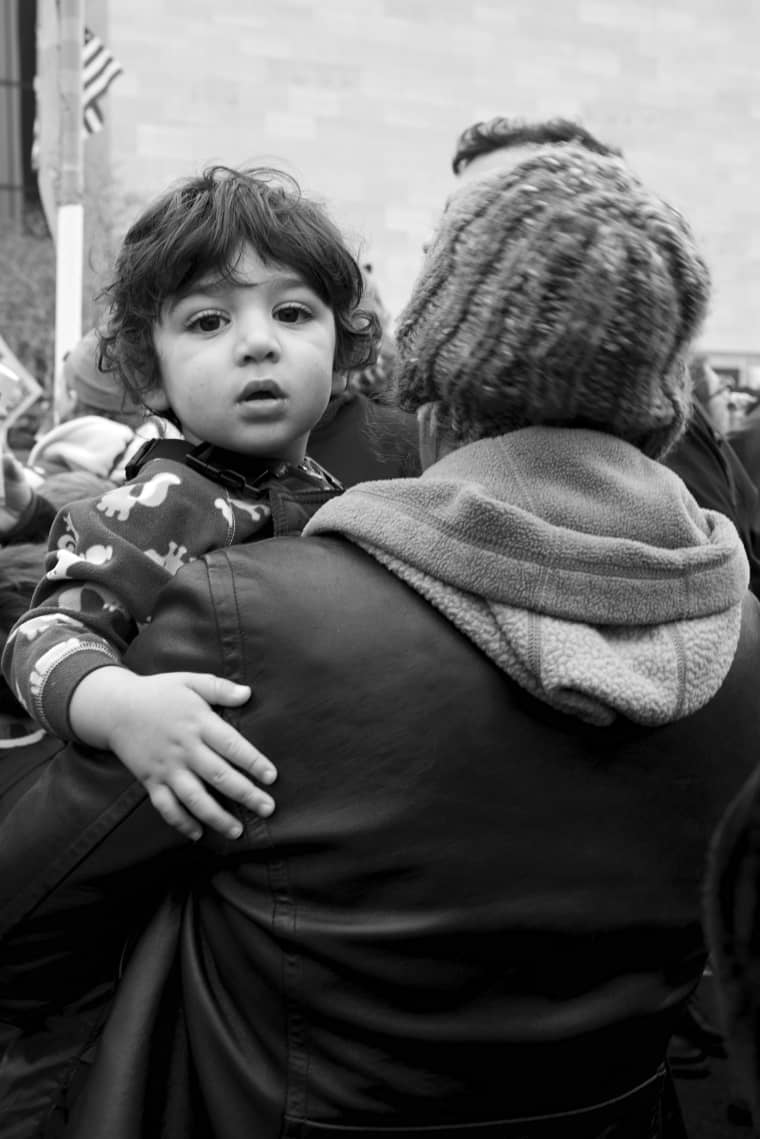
[{"xmin": 305, "ymin": 427, "xmax": 749, "ymax": 726}]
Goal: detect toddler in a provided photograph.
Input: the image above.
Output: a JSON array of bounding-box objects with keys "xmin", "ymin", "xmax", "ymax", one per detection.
[{"xmin": 2, "ymin": 165, "xmax": 377, "ymax": 840}]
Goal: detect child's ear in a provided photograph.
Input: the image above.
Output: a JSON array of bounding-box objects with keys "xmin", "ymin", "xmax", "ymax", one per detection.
[
  {"xmin": 141, "ymin": 387, "xmax": 171, "ymax": 413},
  {"xmin": 330, "ymin": 371, "xmax": 348, "ymax": 397}
]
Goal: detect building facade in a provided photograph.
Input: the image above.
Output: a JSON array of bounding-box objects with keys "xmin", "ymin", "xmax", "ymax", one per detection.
[{"xmin": 2, "ymin": 0, "xmax": 759, "ymax": 366}]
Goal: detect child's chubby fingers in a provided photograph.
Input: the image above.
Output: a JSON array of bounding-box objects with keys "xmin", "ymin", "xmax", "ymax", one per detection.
[
  {"xmin": 166, "ymin": 764, "xmax": 264, "ymax": 839},
  {"xmin": 207, "ymin": 719, "xmax": 278, "ymax": 786},
  {"xmin": 146, "ymin": 782, "xmax": 204, "ymax": 842},
  {"xmin": 179, "ymin": 673, "xmax": 253, "ymax": 710},
  {"xmin": 175, "ymin": 674, "xmax": 278, "ymax": 785},
  {"xmin": 184, "ymin": 748, "xmax": 276, "ymax": 824}
]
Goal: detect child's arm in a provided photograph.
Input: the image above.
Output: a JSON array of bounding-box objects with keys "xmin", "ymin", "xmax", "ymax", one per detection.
[
  {"xmin": 69, "ymin": 666, "xmax": 277, "ymax": 841},
  {"xmin": 3, "ymin": 461, "xmax": 240, "ymax": 738},
  {"xmin": 2, "ymin": 463, "xmax": 279, "ymax": 840}
]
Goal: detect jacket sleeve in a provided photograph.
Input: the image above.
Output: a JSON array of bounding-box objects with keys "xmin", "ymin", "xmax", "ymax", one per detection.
[
  {"xmin": 0, "ymin": 555, "xmax": 231, "ymax": 1024},
  {"xmin": 0, "ymin": 460, "xmax": 235, "ymax": 740},
  {"xmin": 0, "ymin": 743, "xmax": 189, "ymax": 1026},
  {"xmin": 0, "ymin": 547, "xmax": 278, "ymax": 1043}
]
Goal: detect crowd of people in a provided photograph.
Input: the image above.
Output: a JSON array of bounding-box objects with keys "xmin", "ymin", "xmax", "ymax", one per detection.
[{"xmin": 1, "ymin": 116, "xmax": 760, "ymax": 1139}]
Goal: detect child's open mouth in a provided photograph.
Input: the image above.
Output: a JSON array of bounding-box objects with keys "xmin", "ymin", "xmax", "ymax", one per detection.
[{"xmin": 239, "ymin": 380, "xmax": 284, "ymax": 402}]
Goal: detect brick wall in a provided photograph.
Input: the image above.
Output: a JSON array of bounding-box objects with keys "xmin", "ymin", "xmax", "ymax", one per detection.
[{"xmin": 91, "ymin": 0, "xmax": 759, "ymax": 352}]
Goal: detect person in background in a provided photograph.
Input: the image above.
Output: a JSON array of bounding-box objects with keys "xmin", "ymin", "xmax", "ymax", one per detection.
[
  {"xmin": 1, "ymin": 141, "xmax": 758, "ymax": 1139},
  {"xmin": 0, "ymin": 540, "xmax": 63, "ymax": 756},
  {"xmin": 688, "ymin": 354, "xmax": 733, "ymax": 438},
  {"xmin": 59, "ymin": 327, "xmax": 144, "ymax": 428},
  {"xmin": 0, "ymin": 331, "xmax": 163, "ymax": 753},
  {"xmin": 667, "ymin": 355, "xmax": 760, "ymax": 599},
  {"xmin": 308, "ymin": 263, "xmax": 421, "ymax": 485},
  {"xmin": 1, "ymin": 328, "xmax": 172, "ymax": 531},
  {"xmin": 0, "ymin": 329, "xmax": 153, "ymax": 756},
  {"xmin": 348, "ymin": 263, "xmax": 398, "ymax": 399},
  {"xmin": 719, "ymin": 368, "xmax": 760, "ymax": 561},
  {"xmin": 2, "ymin": 163, "xmax": 378, "ymax": 842},
  {"xmin": 705, "ymin": 761, "xmax": 760, "ymax": 1132},
  {"xmin": 25, "ymin": 326, "xmax": 164, "ymax": 495}
]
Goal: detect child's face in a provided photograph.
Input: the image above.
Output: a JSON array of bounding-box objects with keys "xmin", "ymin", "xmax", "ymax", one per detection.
[{"xmin": 148, "ymin": 245, "xmax": 340, "ymax": 463}]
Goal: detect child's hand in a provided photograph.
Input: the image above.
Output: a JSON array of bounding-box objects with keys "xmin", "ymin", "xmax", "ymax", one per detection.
[
  {"xmin": 69, "ymin": 667, "xmax": 277, "ymax": 841},
  {"xmin": 0, "ymin": 453, "xmax": 34, "ymax": 535}
]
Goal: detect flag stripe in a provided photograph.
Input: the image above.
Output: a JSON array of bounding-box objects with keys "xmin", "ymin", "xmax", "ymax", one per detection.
[
  {"xmin": 83, "ymin": 103, "xmax": 104, "ymax": 135},
  {"xmin": 83, "ymin": 59, "xmax": 123, "ymax": 106},
  {"xmin": 83, "ymin": 48, "xmax": 120, "ymax": 82},
  {"xmin": 81, "ymin": 28, "xmax": 123, "ymax": 132}
]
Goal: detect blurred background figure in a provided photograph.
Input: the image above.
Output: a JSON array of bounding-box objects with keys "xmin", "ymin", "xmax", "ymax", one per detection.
[
  {"xmin": 308, "ymin": 263, "xmax": 421, "ymax": 486},
  {"xmin": 0, "ymin": 327, "xmax": 169, "ymax": 751},
  {"xmin": 723, "ymin": 375, "xmax": 760, "ymax": 555},
  {"xmin": 58, "ymin": 327, "xmax": 144, "ymax": 425},
  {"xmin": 666, "ymin": 356, "xmax": 760, "ymax": 600},
  {"xmin": 347, "ymin": 264, "xmax": 399, "ymax": 400},
  {"xmin": 705, "ymin": 762, "xmax": 760, "ymax": 1132},
  {"xmin": 690, "ymin": 355, "xmax": 733, "ymax": 438},
  {"xmin": 10, "ymin": 326, "xmax": 173, "ymax": 513}
]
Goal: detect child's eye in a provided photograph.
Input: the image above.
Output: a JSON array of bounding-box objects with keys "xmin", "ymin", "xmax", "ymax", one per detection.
[
  {"xmin": 187, "ymin": 311, "xmax": 228, "ymax": 333},
  {"xmin": 274, "ymin": 303, "xmax": 311, "ymax": 325}
]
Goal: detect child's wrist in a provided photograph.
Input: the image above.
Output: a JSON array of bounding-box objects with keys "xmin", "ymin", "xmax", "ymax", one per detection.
[{"xmin": 68, "ymin": 664, "xmax": 133, "ymax": 748}]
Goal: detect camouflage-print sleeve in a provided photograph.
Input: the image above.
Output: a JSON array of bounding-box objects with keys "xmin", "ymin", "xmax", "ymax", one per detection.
[{"xmin": 1, "ymin": 460, "xmax": 237, "ymax": 740}]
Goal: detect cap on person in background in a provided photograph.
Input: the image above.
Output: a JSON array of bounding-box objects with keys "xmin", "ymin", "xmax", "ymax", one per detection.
[{"xmin": 63, "ymin": 329, "xmax": 144, "ymax": 427}]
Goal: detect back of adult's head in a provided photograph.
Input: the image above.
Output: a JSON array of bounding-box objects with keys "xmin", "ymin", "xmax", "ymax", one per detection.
[
  {"xmin": 451, "ymin": 115, "xmax": 621, "ymax": 175},
  {"xmin": 396, "ymin": 145, "xmax": 710, "ymax": 459}
]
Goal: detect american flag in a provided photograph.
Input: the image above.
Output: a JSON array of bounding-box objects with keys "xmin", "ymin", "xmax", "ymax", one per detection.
[{"xmin": 82, "ymin": 27, "xmax": 123, "ymax": 135}]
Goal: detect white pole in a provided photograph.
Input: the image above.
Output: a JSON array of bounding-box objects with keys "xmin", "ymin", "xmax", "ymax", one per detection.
[
  {"xmin": 52, "ymin": 0, "xmax": 84, "ymax": 424},
  {"xmin": 53, "ymin": 202, "xmax": 83, "ymax": 407}
]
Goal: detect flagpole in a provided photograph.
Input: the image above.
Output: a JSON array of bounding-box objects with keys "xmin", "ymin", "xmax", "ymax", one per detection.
[{"xmin": 52, "ymin": 0, "xmax": 84, "ymax": 424}]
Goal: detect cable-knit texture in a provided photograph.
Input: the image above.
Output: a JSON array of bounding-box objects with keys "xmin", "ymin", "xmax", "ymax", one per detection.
[{"xmin": 394, "ymin": 146, "xmax": 710, "ymax": 459}]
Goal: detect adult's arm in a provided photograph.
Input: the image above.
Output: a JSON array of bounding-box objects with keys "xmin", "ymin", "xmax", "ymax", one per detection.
[
  {"xmin": 0, "ymin": 550, "xmax": 232, "ymax": 1025},
  {"xmin": 0, "ymin": 744, "xmax": 190, "ymax": 1024}
]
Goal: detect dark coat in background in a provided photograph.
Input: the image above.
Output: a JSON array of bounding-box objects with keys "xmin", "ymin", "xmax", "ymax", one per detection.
[
  {"xmin": 308, "ymin": 391, "xmax": 421, "ymax": 487},
  {"xmin": 705, "ymin": 759, "xmax": 760, "ymax": 1133},
  {"xmin": 664, "ymin": 401, "xmax": 760, "ymax": 597}
]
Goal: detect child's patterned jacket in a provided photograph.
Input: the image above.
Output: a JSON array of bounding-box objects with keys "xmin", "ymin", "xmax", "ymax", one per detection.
[{"xmin": 1, "ymin": 450, "xmax": 340, "ymax": 740}]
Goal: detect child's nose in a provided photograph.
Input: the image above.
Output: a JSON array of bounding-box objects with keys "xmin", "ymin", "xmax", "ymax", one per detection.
[{"xmin": 235, "ymin": 315, "xmax": 280, "ymax": 363}]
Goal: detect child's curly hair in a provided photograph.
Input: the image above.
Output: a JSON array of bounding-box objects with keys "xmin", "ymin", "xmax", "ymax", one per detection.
[{"xmin": 99, "ymin": 166, "xmax": 379, "ymax": 405}]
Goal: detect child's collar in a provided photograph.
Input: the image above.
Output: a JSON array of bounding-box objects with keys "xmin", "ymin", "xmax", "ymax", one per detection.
[{"xmin": 124, "ymin": 438, "xmax": 342, "ymax": 495}]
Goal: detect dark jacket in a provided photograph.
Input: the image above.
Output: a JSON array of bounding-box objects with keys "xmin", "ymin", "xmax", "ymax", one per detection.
[
  {"xmin": 726, "ymin": 405, "xmax": 760, "ymax": 547},
  {"xmin": 664, "ymin": 402, "xmax": 760, "ymax": 596},
  {"xmin": 1, "ymin": 536, "xmax": 759, "ymax": 1138},
  {"xmin": 704, "ymin": 761, "xmax": 760, "ymax": 1130},
  {"xmin": 308, "ymin": 392, "xmax": 421, "ymax": 487}
]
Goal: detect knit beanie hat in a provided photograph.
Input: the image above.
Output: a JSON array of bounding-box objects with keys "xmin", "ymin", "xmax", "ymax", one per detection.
[
  {"xmin": 396, "ymin": 145, "xmax": 711, "ymax": 458},
  {"xmin": 63, "ymin": 328, "xmax": 143, "ymax": 423}
]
